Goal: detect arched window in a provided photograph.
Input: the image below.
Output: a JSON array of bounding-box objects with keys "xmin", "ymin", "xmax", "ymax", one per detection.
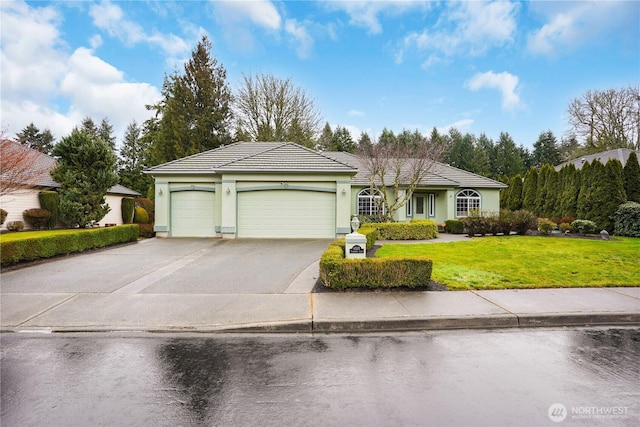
[
  {"xmin": 456, "ymin": 189, "xmax": 481, "ymax": 217},
  {"xmin": 357, "ymin": 188, "xmax": 384, "ymax": 216}
]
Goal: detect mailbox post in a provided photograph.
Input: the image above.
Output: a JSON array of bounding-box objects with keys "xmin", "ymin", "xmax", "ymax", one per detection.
[{"xmin": 345, "ymin": 216, "xmax": 366, "ymax": 259}]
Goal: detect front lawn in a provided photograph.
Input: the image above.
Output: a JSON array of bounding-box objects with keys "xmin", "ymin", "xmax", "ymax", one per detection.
[{"xmin": 376, "ymin": 236, "xmax": 640, "ymax": 290}]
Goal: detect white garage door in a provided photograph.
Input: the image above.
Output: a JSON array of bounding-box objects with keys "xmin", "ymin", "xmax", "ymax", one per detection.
[
  {"xmin": 171, "ymin": 191, "xmax": 216, "ymax": 237},
  {"xmin": 237, "ymin": 190, "xmax": 335, "ymax": 238}
]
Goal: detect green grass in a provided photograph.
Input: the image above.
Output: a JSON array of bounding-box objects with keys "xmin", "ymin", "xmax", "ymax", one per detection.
[
  {"xmin": 0, "ymin": 228, "xmax": 111, "ymax": 242},
  {"xmin": 376, "ymin": 236, "xmax": 640, "ymax": 290}
]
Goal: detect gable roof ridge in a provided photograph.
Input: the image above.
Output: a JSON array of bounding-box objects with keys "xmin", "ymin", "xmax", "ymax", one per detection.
[
  {"xmin": 215, "ymin": 141, "xmax": 287, "ymax": 168},
  {"xmin": 434, "ymin": 161, "xmax": 507, "ymax": 187},
  {"xmin": 145, "ymin": 143, "xmax": 234, "ymax": 171}
]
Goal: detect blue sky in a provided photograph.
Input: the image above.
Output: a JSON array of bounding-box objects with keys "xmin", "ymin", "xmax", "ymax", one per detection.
[{"xmin": 1, "ymin": 1, "xmax": 638, "ymax": 150}]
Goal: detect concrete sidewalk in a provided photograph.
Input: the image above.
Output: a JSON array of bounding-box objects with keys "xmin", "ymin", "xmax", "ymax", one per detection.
[{"xmin": 2, "ymin": 256, "xmax": 639, "ymax": 333}]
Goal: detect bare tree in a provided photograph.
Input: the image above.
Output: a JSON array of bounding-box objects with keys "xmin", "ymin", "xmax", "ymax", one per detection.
[
  {"xmin": 567, "ymin": 86, "xmax": 640, "ymax": 152},
  {"xmin": 0, "ymin": 135, "xmax": 51, "ymax": 196},
  {"xmin": 234, "ymin": 73, "xmax": 322, "ymax": 148},
  {"xmin": 357, "ymin": 138, "xmax": 445, "ymax": 221}
]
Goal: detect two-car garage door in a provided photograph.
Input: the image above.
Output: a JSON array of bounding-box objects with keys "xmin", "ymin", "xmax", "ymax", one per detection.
[
  {"xmin": 237, "ymin": 190, "xmax": 335, "ymax": 238},
  {"xmin": 171, "ymin": 191, "xmax": 216, "ymax": 237}
]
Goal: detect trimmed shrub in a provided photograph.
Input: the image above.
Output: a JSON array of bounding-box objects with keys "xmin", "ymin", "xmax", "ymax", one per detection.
[
  {"xmin": 372, "ymin": 220, "xmax": 438, "ymax": 240},
  {"xmin": 133, "ymin": 206, "xmax": 149, "ymax": 224},
  {"xmin": 358, "ymin": 226, "xmax": 378, "ymax": 251},
  {"xmin": 135, "ymin": 197, "xmax": 154, "ymax": 223},
  {"xmin": 461, "ymin": 211, "xmax": 493, "ymax": 236},
  {"xmin": 22, "ymin": 208, "xmax": 51, "ymax": 230},
  {"xmin": 559, "ymin": 223, "xmax": 572, "ymax": 233},
  {"xmin": 0, "ymin": 209, "xmax": 7, "ymax": 225},
  {"xmin": 121, "ymin": 197, "xmax": 135, "ymax": 224},
  {"xmin": 511, "ymin": 210, "xmax": 537, "ymax": 235},
  {"xmin": 444, "ymin": 219, "xmax": 464, "ymax": 234},
  {"xmin": 319, "ymin": 239, "xmax": 433, "ymax": 290},
  {"xmin": 571, "ymin": 219, "xmax": 598, "ymax": 234},
  {"xmin": 1, "ymin": 225, "xmax": 139, "ymax": 265},
  {"xmin": 6, "ymin": 221, "xmax": 25, "ymax": 232},
  {"xmin": 137, "ymin": 223, "xmax": 156, "ymax": 238},
  {"xmin": 38, "ymin": 191, "xmax": 59, "ymax": 229},
  {"xmin": 537, "ymin": 218, "xmax": 557, "ymax": 236},
  {"xmin": 612, "ymin": 202, "xmax": 640, "ymax": 237}
]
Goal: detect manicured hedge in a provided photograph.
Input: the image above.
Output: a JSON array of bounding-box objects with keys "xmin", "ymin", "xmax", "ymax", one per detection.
[
  {"xmin": 0, "ymin": 225, "xmax": 139, "ymax": 266},
  {"xmin": 369, "ymin": 219, "xmax": 439, "ymax": 240},
  {"xmin": 444, "ymin": 219, "xmax": 464, "ymax": 234},
  {"xmin": 357, "ymin": 226, "xmax": 378, "ymax": 250},
  {"xmin": 319, "ymin": 239, "xmax": 433, "ymax": 290}
]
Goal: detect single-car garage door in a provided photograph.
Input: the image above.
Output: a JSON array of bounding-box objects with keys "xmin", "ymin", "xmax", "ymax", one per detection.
[
  {"xmin": 237, "ymin": 190, "xmax": 335, "ymax": 238},
  {"xmin": 171, "ymin": 191, "xmax": 216, "ymax": 237}
]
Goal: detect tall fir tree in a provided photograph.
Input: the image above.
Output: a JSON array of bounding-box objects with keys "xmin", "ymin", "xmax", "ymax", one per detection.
[
  {"xmin": 507, "ymin": 174, "xmax": 523, "ymax": 211},
  {"xmin": 357, "ymin": 131, "xmax": 373, "ymax": 153},
  {"xmin": 522, "ymin": 167, "xmax": 538, "ymax": 212},
  {"xmin": 146, "ymin": 36, "xmax": 232, "ymax": 164},
  {"xmin": 543, "ymin": 167, "xmax": 560, "ymax": 218},
  {"xmin": 118, "ymin": 121, "xmax": 152, "ymax": 196},
  {"xmin": 329, "ymin": 126, "xmax": 356, "ymax": 153},
  {"xmin": 535, "ymin": 164, "xmax": 553, "ymax": 216},
  {"xmin": 576, "ymin": 161, "xmax": 594, "ymax": 220},
  {"xmin": 558, "ymin": 164, "xmax": 580, "ymax": 219},
  {"xmin": 590, "ymin": 160, "xmax": 626, "ymax": 231},
  {"xmin": 532, "ymin": 130, "xmax": 561, "ymax": 167},
  {"xmin": 623, "ymin": 151, "xmax": 640, "ymax": 202},
  {"xmin": 494, "ymin": 132, "xmax": 524, "ymax": 178},
  {"xmin": 16, "ymin": 123, "xmax": 55, "ymax": 155},
  {"xmin": 317, "ymin": 122, "xmax": 333, "ymax": 151},
  {"xmin": 476, "ymin": 133, "xmax": 497, "ymax": 178}
]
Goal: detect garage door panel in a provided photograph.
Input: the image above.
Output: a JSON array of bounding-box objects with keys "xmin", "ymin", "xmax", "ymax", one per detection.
[
  {"xmin": 171, "ymin": 191, "xmax": 216, "ymax": 237},
  {"xmin": 238, "ymin": 190, "xmax": 335, "ymax": 238}
]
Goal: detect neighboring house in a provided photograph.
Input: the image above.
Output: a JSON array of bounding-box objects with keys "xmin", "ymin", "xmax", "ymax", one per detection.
[
  {"xmin": 555, "ymin": 148, "xmax": 640, "ymax": 170},
  {"xmin": 0, "ymin": 141, "xmax": 141, "ymax": 230},
  {"xmin": 145, "ymin": 142, "xmax": 506, "ymax": 239}
]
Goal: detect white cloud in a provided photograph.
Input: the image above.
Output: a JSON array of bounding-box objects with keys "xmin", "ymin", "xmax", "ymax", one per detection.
[
  {"xmin": 348, "ymin": 110, "xmax": 365, "ymax": 117},
  {"xmin": 0, "ymin": 1, "xmax": 161, "ymax": 143},
  {"xmin": 285, "ymin": 19, "xmax": 314, "ymax": 59},
  {"xmin": 327, "ymin": 1, "xmax": 428, "ymax": 35},
  {"xmin": 436, "ymin": 119, "xmax": 474, "ymax": 134},
  {"xmin": 215, "ymin": 0, "xmax": 281, "ymax": 30},
  {"xmin": 397, "ymin": 1, "xmax": 518, "ymax": 62},
  {"xmin": 89, "ymin": 1, "xmax": 190, "ymax": 57},
  {"xmin": 467, "ymin": 71, "xmax": 521, "ymax": 111},
  {"xmin": 527, "ymin": 1, "xmax": 638, "ymax": 56}
]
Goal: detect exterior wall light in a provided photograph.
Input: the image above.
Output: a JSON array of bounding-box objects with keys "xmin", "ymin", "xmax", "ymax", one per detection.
[
  {"xmin": 226, "ymin": 187, "xmax": 231, "ymax": 195},
  {"xmin": 342, "ymin": 188, "xmax": 346, "ymax": 195},
  {"xmin": 158, "ymin": 189, "xmax": 163, "ymax": 196}
]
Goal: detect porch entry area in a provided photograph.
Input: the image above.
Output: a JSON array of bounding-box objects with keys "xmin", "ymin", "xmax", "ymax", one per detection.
[{"xmin": 406, "ymin": 192, "xmax": 436, "ymax": 219}]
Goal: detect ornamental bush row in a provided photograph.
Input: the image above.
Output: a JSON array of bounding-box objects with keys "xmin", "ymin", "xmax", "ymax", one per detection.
[
  {"xmin": 0, "ymin": 225, "xmax": 139, "ymax": 266},
  {"xmin": 462, "ymin": 210, "xmax": 537, "ymax": 236},
  {"xmin": 318, "ymin": 234, "xmax": 432, "ymax": 290},
  {"xmin": 366, "ymin": 219, "xmax": 439, "ymax": 240}
]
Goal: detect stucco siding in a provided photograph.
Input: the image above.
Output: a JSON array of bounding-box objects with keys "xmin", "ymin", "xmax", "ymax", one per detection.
[{"xmin": 0, "ymin": 190, "xmax": 41, "ymax": 230}]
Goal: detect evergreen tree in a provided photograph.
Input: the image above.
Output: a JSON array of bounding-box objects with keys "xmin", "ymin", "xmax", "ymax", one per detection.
[
  {"xmin": 317, "ymin": 122, "xmax": 333, "ymax": 151},
  {"xmin": 522, "ymin": 167, "xmax": 538, "ymax": 212},
  {"xmin": 532, "ymin": 130, "xmax": 561, "ymax": 167},
  {"xmin": 558, "ymin": 164, "xmax": 580, "ymax": 219},
  {"xmin": 577, "ymin": 161, "xmax": 594, "ymax": 220},
  {"xmin": 16, "ymin": 123, "xmax": 55, "ymax": 155},
  {"xmin": 559, "ymin": 134, "xmax": 581, "ymax": 162},
  {"xmin": 118, "ymin": 121, "xmax": 152, "ymax": 196},
  {"xmin": 476, "ymin": 133, "xmax": 497, "ymax": 178},
  {"xmin": 446, "ymin": 128, "xmax": 475, "ymax": 172},
  {"xmin": 494, "ymin": 132, "xmax": 524, "ymax": 178},
  {"xmin": 329, "ymin": 126, "xmax": 356, "ymax": 153},
  {"xmin": 147, "ymin": 35, "xmax": 232, "ymax": 164},
  {"xmin": 357, "ymin": 131, "xmax": 373, "ymax": 153},
  {"xmin": 378, "ymin": 127, "xmax": 397, "ymax": 146},
  {"xmin": 535, "ymin": 164, "xmax": 553, "ymax": 217},
  {"xmin": 543, "ymin": 167, "xmax": 560, "ymax": 218},
  {"xmin": 507, "ymin": 174, "xmax": 523, "ymax": 211},
  {"xmin": 470, "ymin": 142, "xmax": 492, "ymax": 177},
  {"xmin": 623, "ymin": 151, "xmax": 640, "ymax": 202},
  {"xmin": 51, "ymin": 129, "xmax": 118, "ymax": 227},
  {"xmin": 98, "ymin": 118, "xmax": 116, "ymax": 151},
  {"xmin": 591, "ymin": 160, "xmax": 626, "ymax": 231},
  {"xmin": 500, "ymin": 176, "xmax": 511, "ymax": 210}
]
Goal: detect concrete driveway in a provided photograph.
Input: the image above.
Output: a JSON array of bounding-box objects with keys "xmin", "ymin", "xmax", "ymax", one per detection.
[{"xmin": 0, "ymin": 238, "xmax": 331, "ymax": 295}]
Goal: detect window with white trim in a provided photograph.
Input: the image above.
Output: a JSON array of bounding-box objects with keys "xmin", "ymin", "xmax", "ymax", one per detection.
[
  {"xmin": 428, "ymin": 193, "xmax": 436, "ymax": 217},
  {"xmin": 456, "ymin": 189, "xmax": 481, "ymax": 217},
  {"xmin": 357, "ymin": 188, "xmax": 384, "ymax": 216},
  {"xmin": 406, "ymin": 197, "xmax": 412, "ymax": 216}
]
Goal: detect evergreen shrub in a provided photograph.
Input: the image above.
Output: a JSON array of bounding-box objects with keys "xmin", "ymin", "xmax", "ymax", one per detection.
[
  {"xmin": 372, "ymin": 220, "xmax": 438, "ymax": 240},
  {"xmin": 22, "ymin": 209, "xmax": 51, "ymax": 230},
  {"xmin": 537, "ymin": 218, "xmax": 557, "ymax": 236},
  {"xmin": 133, "ymin": 207, "xmax": 149, "ymax": 224},
  {"xmin": 571, "ymin": 219, "xmax": 598, "ymax": 234},
  {"xmin": 612, "ymin": 202, "xmax": 640, "ymax": 237},
  {"xmin": 121, "ymin": 197, "xmax": 135, "ymax": 224},
  {"xmin": 38, "ymin": 191, "xmax": 59, "ymax": 229},
  {"xmin": 444, "ymin": 219, "xmax": 464, "ymax": 234},
  {"xmin": 0, "ymin": 209, "xmax": 7, "ymax": 225},
  {"xmin": 0, "ymin": 225, "xmax": 139, "ymax": 265}
]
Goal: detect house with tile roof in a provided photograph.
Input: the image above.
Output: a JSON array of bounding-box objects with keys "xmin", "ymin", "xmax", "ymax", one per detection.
[
  {"xmin": 0, "ymin": 140, "xmax": 141, "ymax": 230},
  {"xmin": 145, "ymin": 141, "xmax": 506, "ymax": 238},
  {"xmin": 555, "ymin": 148, "xmax": 640, "ymax": 171}
]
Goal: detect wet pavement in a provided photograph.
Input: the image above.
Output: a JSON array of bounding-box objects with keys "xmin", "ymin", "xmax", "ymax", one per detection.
[{"xmin": 2, "ymin": 327, "xmax": 639, "ymax": 426}]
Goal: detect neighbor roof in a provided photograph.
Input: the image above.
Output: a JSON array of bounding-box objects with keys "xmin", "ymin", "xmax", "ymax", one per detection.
[
  {"xmin": 555, "ymin": 148, "xmax": 640, "ymax": 170},
  {"xmin": 324, "ymin": 152, "xmax": 507, "ymax": 189},
  {"xmin": 145, "ymin": 142, "xmax": 358, "ymax": 174}
]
